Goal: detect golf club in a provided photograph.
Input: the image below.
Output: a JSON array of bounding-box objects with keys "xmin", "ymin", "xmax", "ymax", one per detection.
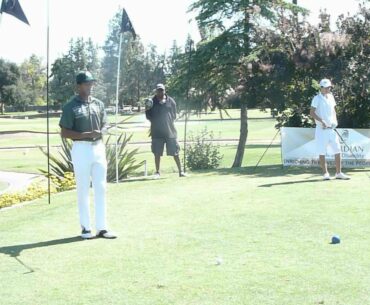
[
  {"xmin": 334, "ymin": 128, "xmax": 370, "ymax": 179},
  {"xmin": 253, "ymin": 128, "xmax": 280, "ymax": 172}
]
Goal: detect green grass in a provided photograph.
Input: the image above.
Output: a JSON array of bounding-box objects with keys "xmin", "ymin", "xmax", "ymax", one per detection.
[
  {"xmin": 185, "ymin": 108, "xmax": 272, "ymax": 120},
  {"xmin": 0, "ymin": 111, "xmax": 43, "ymax": 116},
  {"xmin": 1, "ymin": 166, "xmax": 370, "ymax": 304},
  {"xmin": 1, "ymin": 109, "xmax": 369, "ymax": 304},
  {"xmin": 0, "ymin": 147, "xmax": 59, "ymax": 174},
  {"xmin": 0, "ymin": 109, "xmax": 276, "ymax": 147},
  {"xmin": 0, "ymin": 108, "xmax": 279, "ymax": 174},
  {"xmin": 0, "ymin": 144, "xmax": 281, "ymax": 175},
  {"xmin": 0, "ymin": 117, "xmax": 60, "ymax": 133},
  {"xmin": 132, "ymin": 144, "xmax": 281, "ymax": 175}
]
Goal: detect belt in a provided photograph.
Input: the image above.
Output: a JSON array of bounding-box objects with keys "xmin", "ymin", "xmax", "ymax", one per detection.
[
  {"xmin": 73, "ymin": 138, "xmax": 102, "ymax": 145},
  {"xmin": 74, "ymin": 138, "xmax": 102, "ymax": 142}
]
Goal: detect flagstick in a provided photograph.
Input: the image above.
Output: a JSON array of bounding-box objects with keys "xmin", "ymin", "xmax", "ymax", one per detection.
[
  {"xmin": 183, "ymin": 107, "xmax": 188, "ymax": 173},
  {"xmin": 115, "ymin": 32, "xmax": 123, "ymax": 183},
  {"xmin": 46, "ymin": 0, "xmax": 51, "ymax": 204},
  {"xmin": 183, "ymin": 39, "xmax": 193, "ymax": 173}
]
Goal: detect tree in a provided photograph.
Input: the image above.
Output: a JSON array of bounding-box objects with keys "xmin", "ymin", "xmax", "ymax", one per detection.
[
  {"xmin": 334, "ymin": 3, "xmax": 370, "ymax": 127},
  {"xmin": 50, "ymin": 38, "xmax": 101, "ymax": 107},
  {"xmin": 270, "ymin": 2, "xmax": 369, "ymax": 129},
  {"xmin": 188, "ymin": 0, "xmax": 303, "ymax": 167},
  {"xmin": 19, "ymin": 54, "xmax": 46, "ymax": 107},
  {"xmin": 0, "ymin": 59, "xmax": 20, "ymax": 114},
  {"xmin": 115, "ymin": 38, "xmax": 163, "ymax": 107},
  {"xmin": 166, "ymin": 40, "xmax": 183, "ymax": 80},
  {"xmin": 101, "ymin": 10, "xmax": 122, "ymax": 105},
  {"xmin": 168, "ymin": 31, "xmax": 239, "ymax": 117},
  {"xmin": 49, "ymin": 55, "xmax": 75, "ymax": 107},
  {"xmin": 102, "ymin": 10, "xmax": 166, "ymax": 109},
  {"xmin": 166, "ymin": 47, "xmax": 189, "ymax": 112}
]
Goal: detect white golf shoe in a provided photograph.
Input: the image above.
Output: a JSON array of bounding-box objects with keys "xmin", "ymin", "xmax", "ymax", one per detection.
[
  {"xmin": 81, "ymin": 228, "xmax": 94, "ymax": 239},
  {"xmin": 96, "ymin": 230, "xmax": 117, "ymax": 239},
  {"xmin": 323, "ymin": 172, "xmax": 331, "ymax": 180},
  {"xmin": 335, "ymin": 172, "xmax": 350, "ymax": 180}
]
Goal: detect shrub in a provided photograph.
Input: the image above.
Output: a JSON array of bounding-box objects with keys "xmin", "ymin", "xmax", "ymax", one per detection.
[
  {"xmin": 105, "ymin": 133, "xmax": 145, "ymax": 181},
  {"xmin": 0, "ymin": 182, "xmax": 50, "ymax": 209},
  {"xmin": 39, "ymin": 136, "xmax": 73, "ymax": 177},
  {"xmin": 50, "ymin": 171, "xmax": 75, "ymax": 192},
  {"xmin": 186, "ymin": 128, "xmax": 223, "ymax": 170},
  {"xmin": 39, "ymin": 133, "xmax": 144, "ymax": 182},
  {"xmin": 276, "ymin": 107, "xmax": 314, "ymax": 128},
  {"xmin": 0, "ymin": 172, "xmax": 76, "ymax": 209}
]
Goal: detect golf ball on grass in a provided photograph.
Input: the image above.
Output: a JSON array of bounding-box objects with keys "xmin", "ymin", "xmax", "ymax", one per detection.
[{"xmin": 331, "ymin": 235, "xmax": 341, "ymax": 244}]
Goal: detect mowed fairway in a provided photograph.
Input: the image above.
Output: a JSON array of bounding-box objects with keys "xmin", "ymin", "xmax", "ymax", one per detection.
[
  {"xmin": 1, "ymin": 109, "xmax": 370, "ymax": 304},
  {"xmin": 1, "ymin": 167, "xmax": 370, "ymax": 305},
  {"xmin": 0, "ymin": 109, "xmax": 278, "ymax": 174}
]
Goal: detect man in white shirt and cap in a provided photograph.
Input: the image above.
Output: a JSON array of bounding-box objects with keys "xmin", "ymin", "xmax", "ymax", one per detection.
[{"xmin": 310, "ymin": 78, "xmax": 350, "ymax": 180}]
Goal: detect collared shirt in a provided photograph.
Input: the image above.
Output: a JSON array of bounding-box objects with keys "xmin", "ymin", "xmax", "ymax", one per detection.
[
  {"xmin": 311, "ymin": 93, "xmax": 337, "ymax": 128},
  {"xmin": 59, "ymin": 95, "xmax": 107, "ymax": 138},
  {"xmin": 145, "ymin": 94, "xmax": 177, "ymax": 138}
]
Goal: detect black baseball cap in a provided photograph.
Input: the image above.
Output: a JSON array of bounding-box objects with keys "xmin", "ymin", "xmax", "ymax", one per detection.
[{"xmin": 76, "ymin": 71, "xmax": 96, "ymax": 84}]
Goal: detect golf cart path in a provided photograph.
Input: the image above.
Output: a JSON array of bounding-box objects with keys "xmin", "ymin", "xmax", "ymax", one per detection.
[{"xmin": 0, "ymin": 171, "xmax": 41, "ymax": 195}]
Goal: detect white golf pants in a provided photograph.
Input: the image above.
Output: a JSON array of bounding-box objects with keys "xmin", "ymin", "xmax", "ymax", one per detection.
[{"xmin": 71, "ymin": 140, "xmax": 107, "ymax": 232}]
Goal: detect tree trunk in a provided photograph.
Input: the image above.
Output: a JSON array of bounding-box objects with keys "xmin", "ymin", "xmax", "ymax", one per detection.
[
  {"xmin": 232, "ymin": 103, "xmax": 248, "ymax": 167},
  {"xmin": 232, "ymin": 1, "xmax": 250, "ymax": 168},
  {"xmin": 137, "ymin": 73, "xmax": 140, "ymax": 107}
]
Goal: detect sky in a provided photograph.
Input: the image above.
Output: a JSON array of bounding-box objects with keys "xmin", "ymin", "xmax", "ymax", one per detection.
[{"xmin": 0, "ymin": 0, "xmax": 364, "ymax": 64}]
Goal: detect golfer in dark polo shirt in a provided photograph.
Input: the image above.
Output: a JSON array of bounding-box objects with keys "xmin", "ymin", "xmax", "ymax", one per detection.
[
  {"xmin": 145, "ymin": 84, "xmax": 186, "ymax": 178},
  {"xmin": 59, "ymin": 71, "xmax": 116, "ymax": 239}
]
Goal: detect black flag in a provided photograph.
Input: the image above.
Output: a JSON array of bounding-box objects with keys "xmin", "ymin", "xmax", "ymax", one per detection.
[
  {"xmin": 0, "ymin": 0, "xmax": 29, "ymax": 25},
  {"xmin": 121, "ymin": 8, "xmax": 136, "ymax": 39}
]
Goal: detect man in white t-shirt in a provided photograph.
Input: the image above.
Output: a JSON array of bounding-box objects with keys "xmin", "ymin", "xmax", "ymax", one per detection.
[{"xmin": 309, "ymin": 79, "xmax": 350, "ymax": 180}]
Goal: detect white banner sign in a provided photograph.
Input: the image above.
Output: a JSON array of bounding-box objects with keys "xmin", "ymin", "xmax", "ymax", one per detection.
[{"xmin": 281, "ymin": 127, "xmax": 370, "ymax": 167}]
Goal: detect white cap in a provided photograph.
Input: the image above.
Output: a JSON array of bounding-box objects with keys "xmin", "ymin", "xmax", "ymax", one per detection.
[
  {"xmin": 156, "ymin": 83, "xmax": 165, "ymax": 90},
  {"xmin": 319, "ymin": 79, "xmax": 332, "ymax": 88}
]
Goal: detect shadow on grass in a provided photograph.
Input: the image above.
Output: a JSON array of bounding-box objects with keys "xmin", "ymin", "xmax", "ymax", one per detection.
[
  {"xmin": 195, "ymin": 164, "xmax": 369, "ymax": 180},
  {"xmin": 0, "ymin": 236, "xmax": 82, "ymax": 258},
  {"xmin": 213, "ymin": 164, "xmax": 322, "ymax": 178},
  {"xmin": 107, "ymin": 176, "xmax": 170, "ymax": 184},
  {"xmin": 259, "ymin": 178, "xmax": 324, "ymax": 187},
  {"xmin": 258, "ymin": 169, "xmax": 370, "ymax": 187},
  {"xmin": 0, "ymin": 236, "xmax": 83, "ymax": 274},
  {"xmin": 245, "ymin": 144, "xmax": 280, "ymax": 149}
]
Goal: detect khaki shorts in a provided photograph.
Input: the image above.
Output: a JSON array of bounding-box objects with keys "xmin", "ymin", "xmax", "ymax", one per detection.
[{"xmin": 152, "ymin": 138, "xmax": 180, "ymax": 156}]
